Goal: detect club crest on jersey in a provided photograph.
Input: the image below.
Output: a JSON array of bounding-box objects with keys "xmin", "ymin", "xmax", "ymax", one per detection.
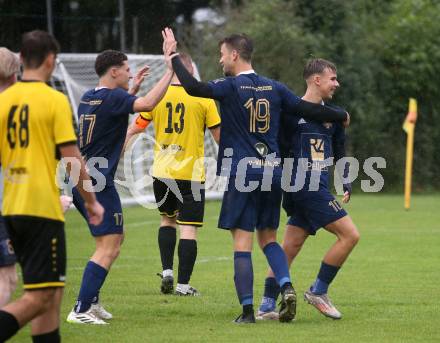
[
  {"xmin": 310, "ymin": 138, "xmax": 325, "ymax": 161},
  {"xmin": 323, "ymin": 122, "xmax": 332, "ymax": 129},
  {"xmin": 254, "ymin": 142, "xmax": 268, "ymax": 157}
]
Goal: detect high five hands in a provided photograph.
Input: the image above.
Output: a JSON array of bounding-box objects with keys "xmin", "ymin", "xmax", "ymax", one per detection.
[{"xmin": 162, "ymin": 27, "xmax": 178, "ymax": 70}]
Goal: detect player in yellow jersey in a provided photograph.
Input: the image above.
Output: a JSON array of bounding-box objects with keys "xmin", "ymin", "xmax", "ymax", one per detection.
[
  {"xmin": 125, "ymin": 53, "xmax": 220, "ymax": 295},
  {"xmin": 0, "ymin": 31, "xmax": 104, "ymax": 343}
]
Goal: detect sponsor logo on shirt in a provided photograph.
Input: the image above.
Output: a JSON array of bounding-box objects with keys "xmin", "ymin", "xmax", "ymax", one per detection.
[{"xmin": 254, "ymin": 142, "xmax": 268, "ymax": 157}]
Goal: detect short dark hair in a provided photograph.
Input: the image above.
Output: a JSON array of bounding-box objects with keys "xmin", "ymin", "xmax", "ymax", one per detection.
[
  {"xmin": 303, "ymin": 58, "xmax": 337, "ymax": 80},
  {"xmin": 219, "ymin": 34, "xmax": 253, "ymax": 62},
  {"xmin": 20, "ymin": 30, "xmax": 60, "ymax": 69},
  {"xmin": 95, "ymin": 50, "xmax": 128, "ymax": 77}
]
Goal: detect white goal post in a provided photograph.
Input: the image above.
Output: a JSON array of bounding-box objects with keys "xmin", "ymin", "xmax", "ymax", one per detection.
[{"xmin": 52, "ymin": 53, "xmax": 224, "ymax": 207}]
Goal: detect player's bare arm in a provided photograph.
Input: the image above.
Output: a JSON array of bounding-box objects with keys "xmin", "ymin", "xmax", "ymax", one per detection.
[
  {"xmin": 343, "ymin": 112, "xmax": 350, "ymax": 128},
  {"xmin": 333, "ymin": 126, "xmax": 351, "ymax": 203},
  {"xmin": 133, "ymin": 68, "xmax": 174, "ymax": 112},
  {"xmin": 209, "ymin": 126, "xmax": 220, "ymax": 144},
  {"xmin": 59, "ymin": 143, "xmax": 104, "ymax": 225},
  {"xmin": 123, "ymin": 115, "xmax": 150, "ymax": 152},
  {"xmin": 132, "ymin": 39, "xmax": 176, "ymax": 113}
]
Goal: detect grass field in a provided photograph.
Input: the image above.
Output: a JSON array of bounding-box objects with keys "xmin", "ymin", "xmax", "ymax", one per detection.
[{"xmin": 11, "ymin": 194, "xmax": 440, "ymax": 343}]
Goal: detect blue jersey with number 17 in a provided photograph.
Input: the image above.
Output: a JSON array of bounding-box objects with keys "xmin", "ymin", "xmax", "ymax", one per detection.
[
  {"xmin": 208, "ymin": 72, "xmax": 301, "ymax": 177},
  {"xmin": 77, "ymin": 87, "xmax": 137, "ymax": 186}
]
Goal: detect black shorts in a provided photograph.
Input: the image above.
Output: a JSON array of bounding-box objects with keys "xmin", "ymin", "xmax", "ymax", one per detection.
[
  {"xmin": 0, "ymin": 214, "xmax": 16, "ymax": 267},
  {"xmin": 153, "ymin": 178, "xmax": 205, "ymax": 227},
  {"xmin": 4, "ymin": 215, "xmax": 66, "ymax": 290}
]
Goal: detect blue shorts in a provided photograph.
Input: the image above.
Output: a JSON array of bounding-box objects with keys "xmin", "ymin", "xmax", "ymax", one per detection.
[
  {"xmin": 283, "ymin": 189, "xmax": 347, "ymax": 235},
  {"xmin": 73, "ymin": 185, "xmax": 123, "ymax": 237},
  {"xmin": 218, "ymin": 175, "xmax": 282, "ymax": 232},
  {"xmin": 0, "ymin": 214, "xmax": 16, "ymax": 267}
]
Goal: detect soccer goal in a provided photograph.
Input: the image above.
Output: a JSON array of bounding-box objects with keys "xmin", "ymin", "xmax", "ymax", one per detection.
[{"xmin": 52, "ymin": 53, "xmax": 224, "ymax": 207}]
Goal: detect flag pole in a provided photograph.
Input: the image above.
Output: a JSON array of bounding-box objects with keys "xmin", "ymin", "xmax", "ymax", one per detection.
[{"xmin": 402, "ymin": 98, "xmax": 417, "ymax": 210}]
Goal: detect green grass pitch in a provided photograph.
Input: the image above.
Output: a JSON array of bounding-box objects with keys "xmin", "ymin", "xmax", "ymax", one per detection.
[{"xmin": 11, "ymin": 194, "xmax": 440, "ymax": 342}]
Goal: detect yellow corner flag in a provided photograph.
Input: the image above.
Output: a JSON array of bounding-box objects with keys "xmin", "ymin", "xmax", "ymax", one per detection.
[{"xmin": 403, "ymin": 98, "xmax": 418, "ymax": 210}]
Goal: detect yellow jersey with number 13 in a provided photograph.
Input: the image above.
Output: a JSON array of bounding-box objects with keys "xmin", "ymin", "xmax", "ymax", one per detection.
[{"xmin": 140, "ymin": 85, "xmax": 220, "ymax": 182}]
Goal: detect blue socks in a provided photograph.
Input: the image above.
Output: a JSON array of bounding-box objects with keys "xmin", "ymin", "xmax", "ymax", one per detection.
[
  {"xmin": 263, "ymin": 242, "xmax": 291, "ymax": 288},
  {"xmin": 75, "ymin": 261, "xmax": 108, "ymax": 313},
  {"xmin": 234, "ymin": 251, "xmax": 253, "ymax": 306},
  {"xmin": 260, "ymin": 277, "xmax": 280, "ymax": 312},
  {"xmin": 263, "ymin": 276, "xmax": 281, "ymax": 300},
  {"xmin": 311, "ymin": 261, "xmax": 340, "ymax": 295}
]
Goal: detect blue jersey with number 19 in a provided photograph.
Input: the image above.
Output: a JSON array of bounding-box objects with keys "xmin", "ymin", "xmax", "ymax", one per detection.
[
  {"xmin": 208, "ymin": 72, "xmax": 301, "ymax": 177},
  {"xmin": 77, "ymin": 87, "xmax": 137, "ymax": 186}
]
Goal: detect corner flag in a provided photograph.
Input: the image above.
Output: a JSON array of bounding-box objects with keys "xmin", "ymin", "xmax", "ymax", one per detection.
[{"xmin": 403, "ymin": 98, "xmax": 417, "ymax": 210}]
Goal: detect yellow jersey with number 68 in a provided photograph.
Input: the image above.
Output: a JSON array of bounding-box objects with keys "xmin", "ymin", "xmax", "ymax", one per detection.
[
  {"xmin": 0, "ymin": 81, "xmax": 77, "ymax": 221},
  {"xmin": 140, "ymin": 85, "xmax": 220, "ymax": 182}
]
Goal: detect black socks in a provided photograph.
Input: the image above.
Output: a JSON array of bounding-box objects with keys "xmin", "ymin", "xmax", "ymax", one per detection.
[
  {"xmin": 158, "ymin": 226, "xmax": 177, "ymax": 270},
  {"xmin": 177, "ymin": 239, "xmax": 197, "ymax": 284}
]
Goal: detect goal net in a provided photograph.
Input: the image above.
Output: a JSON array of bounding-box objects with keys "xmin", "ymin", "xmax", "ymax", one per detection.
[{"xmin": 52, "ymin": 53, "xmax": 224, "ymax": 207}]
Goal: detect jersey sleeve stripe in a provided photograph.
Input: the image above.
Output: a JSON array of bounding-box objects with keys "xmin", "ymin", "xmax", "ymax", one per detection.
[
  {"xmin": 207, "ymin": 123, "xmax": 221, "ymax": 130},
  {"xmin": 56, "ymin": 140, "xmax": 78, "ymax": 147}
]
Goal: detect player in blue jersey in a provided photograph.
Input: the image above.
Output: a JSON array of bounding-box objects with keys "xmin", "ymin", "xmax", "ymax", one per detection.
[
  {"xmin": 67, "ymin": 45, "xmax": 176, "ymax": 324},
  {"xmin": 258, "ymin": 58, "xmax": 360, "ymax": 320},
  {"xmin": 162, "ymin": 28, "xmax": 349, "ymax": 323}
]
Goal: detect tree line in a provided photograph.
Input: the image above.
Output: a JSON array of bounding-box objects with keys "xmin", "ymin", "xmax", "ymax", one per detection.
[
  {"xmin": 1, "ymin": 0, "xmax": 438, "ymax": 191},
  {"xmin": 195, "ymin": 0, "xmax": 439, "ymax": 192}
]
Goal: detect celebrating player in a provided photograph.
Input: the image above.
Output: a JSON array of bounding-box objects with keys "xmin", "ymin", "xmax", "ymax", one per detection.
[
  {"xmin": 0, "ymin": 30, "xmax": 103, "ymax": 343},
  {"xmin": 67, "ymin": 44, "xmax": 176, "ymax": 324},
  {"xmin": 125, "ymin": 52, "xmax": 220, "ymax": 296},
  {"xmin": 162, "ymin": 28, "xmax": 349, "ymax": 323},
  {"xmin": 258, "ymin": 58, "xmax": 360, "ymax": 320}
]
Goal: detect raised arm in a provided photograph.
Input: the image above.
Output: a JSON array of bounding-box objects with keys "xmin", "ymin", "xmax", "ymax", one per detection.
[
  {"xmin": 332, "ymin": 125, "xmax": 351, "ymax": 202},
  {"xmin": 295, "ymin": 99, "xmax": 348, "ymax": 123},
  {"xmin": 133, "ymin": 32, "xmax": 177, "ymax": 112},
  {"xmin": 133, "ymin": 69, "xmax": 173, "ymax": 112},
  {"xmin": 171, "ymin": 56, "xmax": 214, "ymax": 98},
  {"xmin": 162, "ymin": 27, "xmax": 214, "ymax": 98}
]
